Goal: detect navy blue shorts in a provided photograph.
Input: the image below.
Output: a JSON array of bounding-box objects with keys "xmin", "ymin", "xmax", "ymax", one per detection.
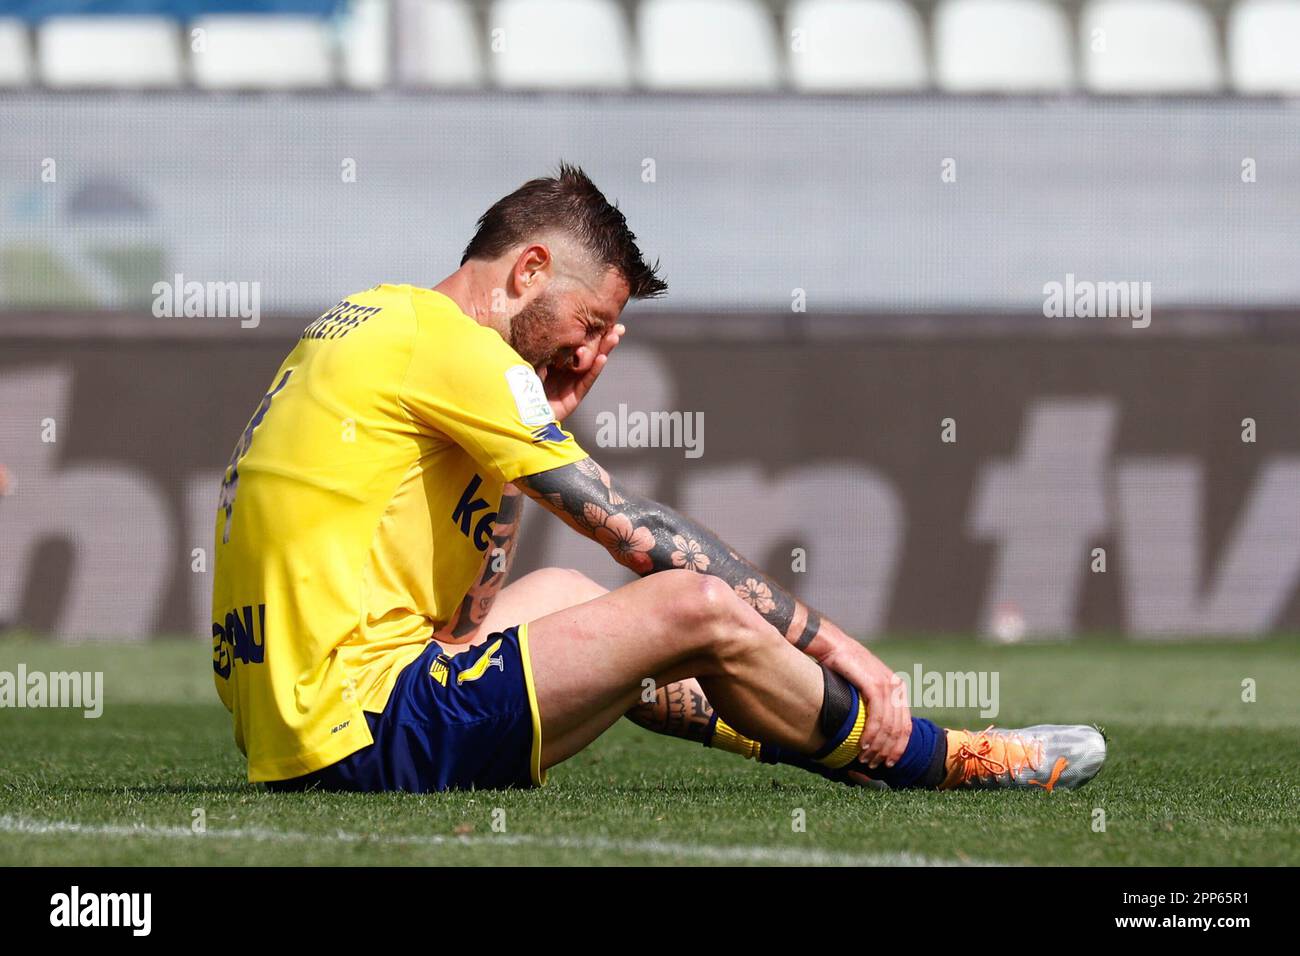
[{"xmin": 267, "ymin": 624, "xmax": 545, "ymax": 793}]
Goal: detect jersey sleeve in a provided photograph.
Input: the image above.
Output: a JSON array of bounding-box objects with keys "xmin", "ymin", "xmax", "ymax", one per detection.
[{"xmin": 401, "ymin": 302, "xmax": 590, "ymax": 484}]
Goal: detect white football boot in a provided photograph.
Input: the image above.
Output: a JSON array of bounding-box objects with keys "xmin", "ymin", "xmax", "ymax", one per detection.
[{"xmin": 939, "ymin": 724, "xmax": 1107, "ymax": 792}]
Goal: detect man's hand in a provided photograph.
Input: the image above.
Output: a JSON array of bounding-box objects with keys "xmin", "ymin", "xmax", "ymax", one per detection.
[
  {"xmin": 817, "ymin": 638, "xmax": 912, "ymax": 770},
  {"xmin": 538, "ymin": 322, "xmax": 624, "ymax": 422},
  {"xmin": 513, "ymin": 454, "xmax": 914, "ymax": 769}
]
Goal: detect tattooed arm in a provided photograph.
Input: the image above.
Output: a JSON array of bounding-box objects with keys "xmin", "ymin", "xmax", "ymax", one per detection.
[
  {"xmin": 519, "ymin": 457, "xmax": 838, "ymax": 663},
  {"xmin": 515, "ymin": 456, "xmax": 912, "ymax": 768},
  {"xmin": 433, "ymin": 483, "xmax": 525, "ymax": 643}
]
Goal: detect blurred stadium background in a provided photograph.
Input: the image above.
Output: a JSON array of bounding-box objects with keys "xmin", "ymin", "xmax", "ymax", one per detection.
[{"xmin": 2, "ymin": 0, "xmax": 1299, "ymax": 647}]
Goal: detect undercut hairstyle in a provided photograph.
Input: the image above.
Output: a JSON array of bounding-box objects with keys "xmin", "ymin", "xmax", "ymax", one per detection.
[{"xmin": 460, "ymin": 162, "xmax": 668, "ymax": 300}]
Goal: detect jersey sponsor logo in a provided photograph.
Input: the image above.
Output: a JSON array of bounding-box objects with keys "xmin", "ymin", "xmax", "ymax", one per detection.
[
  {"xmin": 428, "ymin": 656, "xmax": 450, "ymax": 687},
  {"xmin": 212, "ymin": 603, "xmax": 267, "ymax": 678},
  {"xmin": 530, "ymin": 421, "xmax": 569, "ymax": 444},
  {"xmin": 505, "ymin": 364, "xmax": 555, "ymax": 427},
  {"xmin": 456, "ymin": 639, "xmax": 505, "ymax": 684},
  {"xmin": 451, "ymin": 473, "xmax": 498, "ymax": 551}
]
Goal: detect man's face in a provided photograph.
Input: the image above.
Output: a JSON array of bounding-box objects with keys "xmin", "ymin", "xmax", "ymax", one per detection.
[{"xmin": 508, "ymin": 267, "xmax": 630, "ymax": 372}]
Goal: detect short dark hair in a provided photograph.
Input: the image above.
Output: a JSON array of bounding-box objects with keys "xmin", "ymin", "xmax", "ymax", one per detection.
[{"xmin": 461, "ymin": 162, "xmax": 668, "ymax": 300}]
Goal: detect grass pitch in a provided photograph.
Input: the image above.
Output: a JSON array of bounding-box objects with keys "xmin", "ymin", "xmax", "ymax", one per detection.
[{"xmin": 1, "ymin": 636, "xmax": 1296, "ymax": 866}]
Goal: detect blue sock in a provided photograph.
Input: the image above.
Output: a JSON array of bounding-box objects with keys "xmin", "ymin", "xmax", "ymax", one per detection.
[{"xmin": 761, "ymin": 717, "xmax": 948, "ymax": 789}]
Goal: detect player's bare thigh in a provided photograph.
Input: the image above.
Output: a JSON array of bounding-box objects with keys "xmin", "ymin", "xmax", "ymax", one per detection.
[
  {"xmin": 445, "ymin": 566, "xmax": 732, "ymax": 745},
  {"xmin": 436, "ymin": 568, "xmax": 732, "ymax": 765},
  {"xmin": 522, "ymin": 569, "xmax": 803, "ymax": 768},
  {"xmin": 442, "ymin": 568, "xmax": 726, "ymax": 742},
  {"xmin": 440, "ymin": 566, "xmax": 721, "ymax": 751},
  {"xmin": 440, "ymin": 566, "xmax": 824, "ymax": 772}
]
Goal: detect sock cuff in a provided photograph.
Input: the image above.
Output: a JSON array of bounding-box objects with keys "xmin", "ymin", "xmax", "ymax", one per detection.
[
  {"xmin": 813, "ymin": 684, "xmax": 864, "ymax": 769},
  {"xmin": 918, "ymin": 719, "xmax": 948, "ymax": 788},
  {"xmin": 861, "ymin": 717, "xmax": 947, "ymax": 790},
  {"xmin": 711, "ymin": 717, "xmax": 762, "ymax": 760}
]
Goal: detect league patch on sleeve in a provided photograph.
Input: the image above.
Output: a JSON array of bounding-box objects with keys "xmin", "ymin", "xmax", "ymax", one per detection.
[{"xmin": 505, "ymin": 364, "xmax": 556, "ymax": 428}]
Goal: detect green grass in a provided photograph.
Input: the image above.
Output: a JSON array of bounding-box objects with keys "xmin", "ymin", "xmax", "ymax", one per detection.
[{"xmin": 1, "ymin": 636, "xmax": 1297, "ymax": 866}]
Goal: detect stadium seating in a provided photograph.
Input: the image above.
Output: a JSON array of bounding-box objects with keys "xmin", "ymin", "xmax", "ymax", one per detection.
[
  {"xmin": 0, "ymin": 19, "xmax": 33, "ymax": 87},
  {"xmin": 189, "ymin": 15, "xmax": 333, "ymax": 89},
  {"xmin": 638, "ymin": 0, "xmax": 782, "ymax": 90},
  {"xmin": 341, "ymin": 0, "xmax": 389, "ymax": 89},
  {"xmin": 934, "ymin": 0, "xmax": 1074, "ymax": 92},
  {"xmin": 3, "ymin": 0, "xmax": 1298, "ymax": 95},
  {"xmin": 785, "ymin": 0, "xmax": 928, "ymax": 91},
  {"xmin": 38, "ymin": 15, "xmax": 183, "ymax": 88},
  {"xmin": 1228, "ymin": 0, "xmax": 1300, "ymax": 93},
  {"xmin": 489, "ymin": 0, "xmax": 632, "ymax": 90},
  {"xmin": 1080, "ymin": 0, "xmax": 1223, "ymax": 93},
  {"xmin": 397, "ymin": 0, "xmax": 483, "ymax": 87}
]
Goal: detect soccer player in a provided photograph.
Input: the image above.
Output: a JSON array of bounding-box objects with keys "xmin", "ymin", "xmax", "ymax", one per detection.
[{"xmin": 211, "ymin": 164, "xmax": 1106, "ymax": 795}]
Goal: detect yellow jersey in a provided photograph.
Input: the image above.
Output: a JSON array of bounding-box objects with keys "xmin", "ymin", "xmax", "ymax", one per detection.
[{"xmin": 211, "ymin": 284, "xmax": 589, "ymax": 781}]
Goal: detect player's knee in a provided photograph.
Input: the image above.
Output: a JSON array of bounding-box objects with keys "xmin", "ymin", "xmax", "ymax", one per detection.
[
  {"xmin": 659, "ymin": 570, "xmax": 725, "ymax": 625},
  {"xmin": 529, "ymin": 566, "xmax": 607, "ymax": 604},
  {"xmin": 662, "ymin": 571, "xmax": 756, "ymax": 658}
]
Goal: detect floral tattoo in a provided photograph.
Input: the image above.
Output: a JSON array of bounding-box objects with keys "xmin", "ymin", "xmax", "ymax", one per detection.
[{"xmin": 516, "ymin": 457, "xmax": 826, "ymax": 648}]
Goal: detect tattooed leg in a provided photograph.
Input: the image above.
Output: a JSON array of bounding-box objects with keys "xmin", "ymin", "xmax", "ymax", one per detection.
[
  {"xmin": 627, "ymin": 676, "xmax": 898, "ymax": 785},
  {"xmin": 516, "ymin": 456, "xmax": 931, "ymax": 776},
  {"xmin": 477, "ymin": 568, "xmax": 903, "ymax": 786},
  {"xmin": 521, "ymin": 568, "xmax": 880, "ymax": 775},
  {"xmin": 627, "ymin": 676, "xmax": 782, "ymax": 763},
  {"xmin": 468, "ymin": 561, "xmax": 831, "ymax": 767},
  {"xmin": 625, "ymin": 678, "xmax": 717, "ymax": 745}
]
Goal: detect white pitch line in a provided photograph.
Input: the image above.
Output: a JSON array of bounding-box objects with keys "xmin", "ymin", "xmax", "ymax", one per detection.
[{"xmin": 0, "ymin": 815, "xmax": 1001, "ymax": 867}]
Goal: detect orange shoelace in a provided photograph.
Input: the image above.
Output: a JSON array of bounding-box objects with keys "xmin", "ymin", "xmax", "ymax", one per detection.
[{"xmin": 951, "ymin": 726, "xmax": 1043, "ymax": 783}]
